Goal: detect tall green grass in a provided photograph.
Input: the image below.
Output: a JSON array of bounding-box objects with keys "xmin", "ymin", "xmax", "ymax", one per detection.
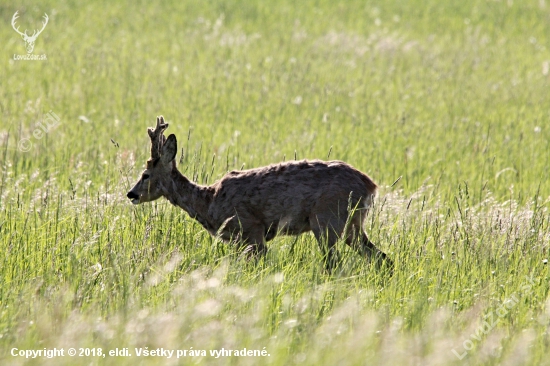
[{"xmin": 1, "ymin": 0, "xmax": 549, "ymax": 364}]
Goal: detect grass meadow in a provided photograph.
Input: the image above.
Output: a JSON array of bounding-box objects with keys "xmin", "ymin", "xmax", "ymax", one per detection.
[{"xmin": 1, "ymin": 0, "xmax": 550, "ymax": 364}]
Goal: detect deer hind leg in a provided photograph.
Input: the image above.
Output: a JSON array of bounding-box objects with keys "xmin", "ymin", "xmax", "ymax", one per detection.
[
  {"xmin": 345, "ymin": 216, "xmax": 393, "ymax": 273},
  {"xmin": 309, "ymin": 215, "xmax": 344, "ymax": 272}
]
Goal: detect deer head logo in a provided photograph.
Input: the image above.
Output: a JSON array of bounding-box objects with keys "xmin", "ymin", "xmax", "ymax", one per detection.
[{"xmin": 11, "ymin": 11, "xmax": 49, "ymax": 54}]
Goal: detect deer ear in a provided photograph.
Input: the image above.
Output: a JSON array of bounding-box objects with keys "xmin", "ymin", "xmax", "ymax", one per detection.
[{"xmin": 161, "ymin": 134, "xmax": 177, "ymax": 164}]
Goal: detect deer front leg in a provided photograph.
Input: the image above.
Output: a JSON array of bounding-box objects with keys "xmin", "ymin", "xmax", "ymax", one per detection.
[{"xmin": 239, "ymin": 226, "xmax": 268, "ymax": 260}]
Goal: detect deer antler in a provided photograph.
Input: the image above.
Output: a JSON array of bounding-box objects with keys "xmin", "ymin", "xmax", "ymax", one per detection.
[
  {"xmin": 148, "ymin": 116, "xmax": 169, "ymax": 160},
  {"xmin": 11, "ymin": 11, "xmax": 27, "ymax": 37},
  {"xmin": 32, "ymin": 14, "xmax": 49, "ymax": 38},
  {"xmin": 11, "ymin": 12, "xmax": 48, "ymax": 39}
]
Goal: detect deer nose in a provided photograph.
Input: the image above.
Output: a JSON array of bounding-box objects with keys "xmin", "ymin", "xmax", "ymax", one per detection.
[{"xmin": 127, "ymin": 191, "xmax": 139, "ymax": 200}]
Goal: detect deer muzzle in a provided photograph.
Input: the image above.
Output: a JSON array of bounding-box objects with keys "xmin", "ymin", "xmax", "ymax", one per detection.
[{"xmin": 126, "ymin": 191, "xmax": 140, "ymax": 205}]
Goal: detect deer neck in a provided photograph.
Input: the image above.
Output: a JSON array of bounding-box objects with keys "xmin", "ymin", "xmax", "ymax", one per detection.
[{"xmin": 162, "ymin": 168, "xmax": 214, "ymax": 231}]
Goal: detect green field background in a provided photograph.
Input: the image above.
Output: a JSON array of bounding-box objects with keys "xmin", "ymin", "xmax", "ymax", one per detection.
[{"xmin": 1, "ymin": 0, "xmax": 550, "ymax": 365}]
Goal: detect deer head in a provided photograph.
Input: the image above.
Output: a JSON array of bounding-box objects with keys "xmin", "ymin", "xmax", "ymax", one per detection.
[
  {"xmin": 127, "ymin": 116, "xmax": 178, "ymax": 204},
  {"xmin": 12, "ymin": 11, "xmax": 49, "ymax": 54}
]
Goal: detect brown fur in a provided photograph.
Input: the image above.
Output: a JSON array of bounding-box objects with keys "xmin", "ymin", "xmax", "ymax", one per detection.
[{"xmin": 127, "ymin": 116, "xmax": 392, "ymax": 272}]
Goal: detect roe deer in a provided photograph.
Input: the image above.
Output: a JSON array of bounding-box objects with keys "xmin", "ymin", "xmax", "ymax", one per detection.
[{"xmin": 127, "ymin": 116, "xmax": 392, "ymax": 272}]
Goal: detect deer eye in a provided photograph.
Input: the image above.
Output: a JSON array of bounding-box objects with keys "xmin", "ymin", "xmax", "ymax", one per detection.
[{"xmin": 142, "ymin": 174, "xmax": 150, "ymax": 180}]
